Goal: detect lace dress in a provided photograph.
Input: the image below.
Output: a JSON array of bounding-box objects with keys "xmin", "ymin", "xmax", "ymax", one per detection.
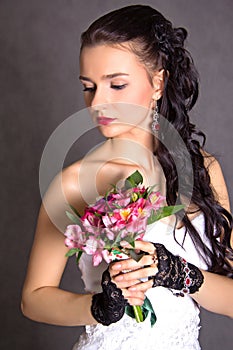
[{"xmin": 73, "ymin": 214, "xmax": 209, "ymax": 350}]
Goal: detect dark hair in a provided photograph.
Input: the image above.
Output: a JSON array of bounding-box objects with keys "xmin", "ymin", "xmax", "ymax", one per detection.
[{"xmin": 81, "ymin": 5, "xmax": 233, "ymax": 276}]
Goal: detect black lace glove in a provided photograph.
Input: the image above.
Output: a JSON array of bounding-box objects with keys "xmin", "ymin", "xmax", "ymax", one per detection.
[
  {"xmin": 152, "ymin": 243, "xmax": 204, "ymax": 296},
  {"xmin": 91, "ymin": 268, "xmax": 128, "ymax": 326}
]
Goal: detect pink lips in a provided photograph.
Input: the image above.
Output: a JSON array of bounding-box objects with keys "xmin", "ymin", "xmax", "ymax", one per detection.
[{"xmin": 97, "ymin": 116, "xmax": 117, "ymax": 125}]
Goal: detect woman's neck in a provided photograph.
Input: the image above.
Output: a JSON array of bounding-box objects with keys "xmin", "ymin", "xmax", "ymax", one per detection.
[{"xmin": 106, "ymin": 136, "xmax": 155, "ymax": 170}]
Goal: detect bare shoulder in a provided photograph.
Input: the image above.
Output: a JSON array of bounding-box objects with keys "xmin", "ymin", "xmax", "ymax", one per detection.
[
  {"xmin": 202, "ymin": 150, "xmax": 230, "ymax": 211},
  {"xmin": 39, "ymin": 160, "xmax": 87, "ymax": 233},
  {"xmin": 61, "ymin": 161, "xmax": 88, "ymax": 212},
  {"xmin": 62, "ymin": 161, "xmax": 81, "ymax": 193}
]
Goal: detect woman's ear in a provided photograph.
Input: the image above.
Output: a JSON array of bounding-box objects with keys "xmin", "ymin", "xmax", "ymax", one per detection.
[{"xmin": 152, "ymin": 69, "xmax": 165, "ymax": 100}]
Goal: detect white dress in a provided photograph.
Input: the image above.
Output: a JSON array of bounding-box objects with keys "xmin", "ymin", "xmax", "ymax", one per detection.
[{"xmin": 73, "ymin": 214, "xmax": 209, "ymax": 350}]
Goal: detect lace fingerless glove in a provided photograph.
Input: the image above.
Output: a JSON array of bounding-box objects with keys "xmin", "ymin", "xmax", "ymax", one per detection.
[
  {"xmin": 91, "ymin": 268, "xmax": 128, "ymax": 326},
  {"xmin": 152, "ymin": 243, "xmax": 204, "ymax": 296}
]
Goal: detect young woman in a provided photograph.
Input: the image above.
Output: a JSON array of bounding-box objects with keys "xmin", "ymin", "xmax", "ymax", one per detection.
[{"xmin": 21, "ymin": 5, "xmax": 233, "ymax": 350}]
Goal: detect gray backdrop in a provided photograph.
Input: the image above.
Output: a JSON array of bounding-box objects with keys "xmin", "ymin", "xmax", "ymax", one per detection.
[{"xmin": 1, "ymin": 0, "xmax": 233, "ymax": 349}]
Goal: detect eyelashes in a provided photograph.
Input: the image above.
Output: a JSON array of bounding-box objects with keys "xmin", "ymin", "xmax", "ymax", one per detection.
[
  {"xmin": 110, "ymin": 84, "xmax": 127, "ymax": 90},
  {"xmin": 83, "ymin": 87, "xmax": 95, "ymax": 92},
  {"xmin": 82, "ymin": 84, "xmax": 128, "ymax": 92}
]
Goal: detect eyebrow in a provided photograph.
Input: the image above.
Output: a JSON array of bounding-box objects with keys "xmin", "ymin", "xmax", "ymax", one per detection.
[{"xmin": 79, "ymin": 73, "xmax": 129, "ymax": 81}]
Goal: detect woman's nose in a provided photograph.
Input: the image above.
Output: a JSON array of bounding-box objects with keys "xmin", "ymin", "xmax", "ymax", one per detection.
[{"xmin": 90, "ymin": 86, "xmax": 108, "ymax": 107}]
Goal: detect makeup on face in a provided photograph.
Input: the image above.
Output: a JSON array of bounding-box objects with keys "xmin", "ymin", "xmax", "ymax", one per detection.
[{"xmin": 79, "ymin": 45, "xmax": 156, "ymax": 139}]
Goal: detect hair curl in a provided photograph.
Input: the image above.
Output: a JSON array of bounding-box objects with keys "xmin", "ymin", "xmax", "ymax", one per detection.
[{"xmin": 80, "ymin": 5, "xmax": 233, "ymax": 276}]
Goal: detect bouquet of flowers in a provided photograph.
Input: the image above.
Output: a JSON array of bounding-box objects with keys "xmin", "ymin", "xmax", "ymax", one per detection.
[{"xmin": 64, "ymin": 170, "xmax": 184, "ymax": 326}]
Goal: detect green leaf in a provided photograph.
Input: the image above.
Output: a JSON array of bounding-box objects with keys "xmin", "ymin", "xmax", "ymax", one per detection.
[
  {"xmin": 124, "ymin": 170, "xmax": 143, "ymax": 189},
  {"xmin": 147, "ymin": 209, "xmax": 162, "ymax": 224},
  {"xmin": 150, "ymin": 312, "xmax": 157, "ymax": 327},
  {"xmin": 65, "ymin": 248, "xmax": 80, "ymax": 257},
  {"xmin": 125, "ymin": 305, "xmax": 144, "ymax": 322},
  {"xmin": 76, "ymin": 250, "xmax": 83, "ymax": 264},
  {"xmin": 69, "ymin": 204, "xmax": 81, "ymax": 218},
  {"xmin": 66, "ymin": 211, "xmax": 82, "ymax": 225},
  {"xmin": 125, "ymin": 297, "xmax": 157, "ymax": 327},
  {"xmin": 145, "ymin": 184, "xmax": 157, "ymax": 196},
  {"xmin": 111, "ymin": 230, "xmax": 127, "ymax": 247},
  {"xmin": 142, "ymin": 297, "xmax": 157, "ymax": 327},
  {"xmin": 161, "ymin": 205, "xmax": 184, "ymax": 217},
  {"xmin": 147, "ymin": 205, "xmax": 184, "ymax": 225},
  {"xmin": 143, "ymin": 296, "xmax": 154, "ymax": 313},
  {"xmin": 133, "ymin": 305, "xmax": 144, "ymax": 322},
  {"xmin": 123, "ymin": 236, "xmax": 135, "ymax": 247},
  {"xmin": 128, "ymin": 249, "xmax": 144, "ymax": 262},
  {"xmin": 125, "ymin": 305, "xmax": 135, "ymax": 318}
]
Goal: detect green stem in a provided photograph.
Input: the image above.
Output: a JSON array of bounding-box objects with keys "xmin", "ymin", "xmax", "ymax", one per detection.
[{"xmin": 132, "ymin": 305, "xmax": 144, "ymax": 323}]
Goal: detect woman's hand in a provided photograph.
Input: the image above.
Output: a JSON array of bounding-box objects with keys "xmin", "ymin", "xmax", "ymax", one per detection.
[
  {"xmin": 109, "ymin": 240, "xmax": 204, "ymax": 302},
  {"xmin": 109, "ymin": 240, "xmax": 158, "ymax": 305},
  {"xmin": 91, "ymin": 268, "xmax": 128, "ymax": 326}
]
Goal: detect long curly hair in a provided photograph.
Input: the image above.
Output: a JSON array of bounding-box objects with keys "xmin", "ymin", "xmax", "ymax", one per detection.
[{"xmin": 80, "ymin": 5, "xmax": 233, "ymax": 276}]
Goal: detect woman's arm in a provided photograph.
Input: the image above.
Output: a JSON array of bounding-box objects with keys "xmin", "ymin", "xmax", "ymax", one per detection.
[
  {"xmin": 191, "ymin": 269, "xmax": 233, "ymax": 317},
  {"xmin": 21, "ymin": 204, "xmax": 95, "ymax": 326},
  {"xmin": 204, "ymin": 154, "xmax": 232, "ymax": 246},
  {"xmin": 204, "ymin": 153, "xmax": 231, "ymax": 211},
  {"xmin": 21, "ymin": 165, "xmax": 97, "ymax": 326},
  {"xmin": 110, "ymin": 240, "xmax": 233, "ymax": 318},
  {"xmin": 21, "ymin": 164, "xmax": 144, "ymax": 326}
]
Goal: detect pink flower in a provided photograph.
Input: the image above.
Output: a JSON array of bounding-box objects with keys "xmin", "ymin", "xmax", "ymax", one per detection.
[
  {"xmin": 102, "ymin": 249, "xmax": 112, "ymax": 264},
  {"xmin": 115, "ymin": 196, "xmax": 131, "ymax": 207},
  {"xmin": 90, "ymin": 197, "xmax": 107, "ymax": 212},
  {"xmin": 64, "ymin": 237, "xmax": 77, "ymax": 249},
  {"xmin": 132, "ymin": 186, "xmax": 147, "ymax": 194},
  {"xmin": 119, "ymin": 208, "xmax": 132, "ymax": 221},
  {"xmin": 137, "ymin": 232, "xmax": 145, "ymax": 241},
  {"xmin": 104, "ymin": 228, "xmax": 115, "ymax": 240},
  {"xmin": 92, "ymin": 251, "xmax": 103, "ymax": 266},
  {"xmin": 149, "ymin": 192, "xmax": 165, "ymax": 207},
  {"xmin": 82, "ymin": 210, "xmax": 103, "ymax": 228},
  {"xmin": 82, "ymin": 223, "xmax": 102, "ymax": 236},
  {"xmin": 79, "ymin": 237, "xmax": 106, "ymax": 266},
  {"xmin": 125, "ymin": 216, "xmax": 148, "ymax": 234},
  {"xmin": 102, "ymin": 214, "xmax": 117, "ymax": 228},
  {"xmin": 64, "ymin": 225, "xmax": 86, "ymax": 249},
  {"xmin": 107, "ymin": 191, "xmax": 131, "ymax": 207}
]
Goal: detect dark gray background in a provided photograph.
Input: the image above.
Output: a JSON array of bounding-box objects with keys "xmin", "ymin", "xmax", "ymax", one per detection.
[{"xmin": 1, "ymin": 0, "xmax": 233, "ymax": 349}]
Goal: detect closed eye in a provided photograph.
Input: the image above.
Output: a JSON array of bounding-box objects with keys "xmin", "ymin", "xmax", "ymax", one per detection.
[
  {"xmin": 111, "ymin": 84, "xmax": 127, "ymax": 90},
  {"xmin": 82, "ymin": 86, "xmax": 96, "ymax": 92}
]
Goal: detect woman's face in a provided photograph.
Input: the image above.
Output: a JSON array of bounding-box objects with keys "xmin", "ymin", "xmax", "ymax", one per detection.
[{"xmin": 79, "ymin": 44, "xmax": 160, "ymax": 139}]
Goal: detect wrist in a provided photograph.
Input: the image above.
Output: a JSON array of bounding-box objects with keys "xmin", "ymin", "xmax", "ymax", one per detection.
[{"xmin": 91, "ymin": 268, "xmax": 127, "ymax": 326}]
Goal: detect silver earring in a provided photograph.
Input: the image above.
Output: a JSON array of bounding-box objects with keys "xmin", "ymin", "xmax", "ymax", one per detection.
[{"xmin": 151, "ymin": 103, "xmax": 160, "ymax": 134}]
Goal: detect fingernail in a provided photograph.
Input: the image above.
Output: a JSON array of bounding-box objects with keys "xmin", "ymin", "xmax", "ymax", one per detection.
[
  {"xmin": 115, "ymin": 275, "xmax": 123, "ymax": 281},
  {"xmin": 128, "ymin": 287, "xmax": 136, "ymax": 291},
  {"xmin": 120, "ymin": 240, "xmax": 129, "ymax": 247},
  {"xmin": 112, "ymin": 263, "xmax": 122, "ymax": 270}
]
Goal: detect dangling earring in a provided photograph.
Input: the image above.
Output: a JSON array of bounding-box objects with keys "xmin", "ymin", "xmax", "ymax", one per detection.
[{"xmin": 151, "ymin": 102, "xmax": 160, "ymax": 134}]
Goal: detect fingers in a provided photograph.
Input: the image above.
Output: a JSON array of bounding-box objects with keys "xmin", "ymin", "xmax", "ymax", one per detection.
[
  {"xmin": 113, "ymin": 265, "xmax": 157, "ymax": 284},
  {"xmin": 112, "ymin": 278, "xmax": 140, "ymax": 289},
  {"xmin": 109, "ymin": 241, "xmax": 159, "ymax": 298},
  {"xmin": 122, "ymin": 289, "xmax": 146, "ymax": 306},
  {"xmin": 110, "ymin": 256, "xmax": 158, "ymax": 284},
  {"xmin": 121, "ymin": 240, "xmax": 156, "ymax": 255},
  {"xmin": 110, "ymin": 253, "xmax": 157, "ymax": 276},
  {"xmin": 128, "ymin": 280, "xmax": 153, "ymax": 292},
  {"xmin": 121, "ymin": 279, "xmax": 154, "ymax": 305},
  {"xmin": 109, "ymin": 260, "xmax": 139, "ymax": 277}
]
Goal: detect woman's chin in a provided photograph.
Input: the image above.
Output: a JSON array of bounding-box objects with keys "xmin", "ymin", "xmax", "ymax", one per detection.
[{"xmin": 97, "ymin": 124, "xmax": 131, "ymax": 139}]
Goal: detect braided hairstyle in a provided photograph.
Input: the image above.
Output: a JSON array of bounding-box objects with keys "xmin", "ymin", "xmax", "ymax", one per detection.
[{"xmin": 80, "ymin": 5, "xmax": 233, "ymax": 276}]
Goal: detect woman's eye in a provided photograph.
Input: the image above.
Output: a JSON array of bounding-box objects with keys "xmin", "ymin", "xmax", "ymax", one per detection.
[
  {"xmin": 82, "ymin": 86, "xmax": 95, "ymax": 92},
  {"xmin": 111, "ymin": 84, "xmax": 127, "ymax": 90}
]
